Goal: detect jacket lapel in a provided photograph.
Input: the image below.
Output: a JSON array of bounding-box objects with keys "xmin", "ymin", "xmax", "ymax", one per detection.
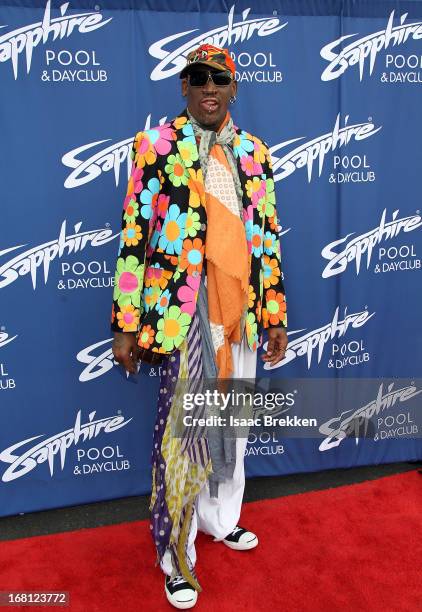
[
  {"xmin": 173, "ymin": 109, "xmax": 207, "ymax": 213},
  {"xmin": 234, "ymin": 126, "xmax": 254, "ymax": 220}
]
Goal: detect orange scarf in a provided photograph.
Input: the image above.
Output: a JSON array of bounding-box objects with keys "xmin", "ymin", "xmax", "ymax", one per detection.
[{"xmin": 202, "ymin": 114, "xmax": 249, "ymax": 378}]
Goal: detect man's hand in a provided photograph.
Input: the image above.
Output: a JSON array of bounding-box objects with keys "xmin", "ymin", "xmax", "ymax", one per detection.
[
  {"xmin": 261, "ymin": 327, "xmax": 288, "ymax": 367},
  {"xmin": 112, "ymin": 332, "xmax": 140, "ymax": 374}
]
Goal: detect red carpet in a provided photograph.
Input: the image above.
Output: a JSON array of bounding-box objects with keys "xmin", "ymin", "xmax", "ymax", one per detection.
[{"xmin": 1, "ymin": 471, "xmax": 421, "ymax": 612}]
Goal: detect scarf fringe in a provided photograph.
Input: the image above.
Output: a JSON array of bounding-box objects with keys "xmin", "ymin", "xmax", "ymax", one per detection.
[{"xmin": 205, "ymin": 251, "xmax": 249, "ymax": 294}]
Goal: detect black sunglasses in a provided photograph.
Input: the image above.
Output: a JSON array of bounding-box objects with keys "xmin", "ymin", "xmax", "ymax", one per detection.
[{"xmin": 188, "ymin": 70, "xmax": 233, "ymax": 87}]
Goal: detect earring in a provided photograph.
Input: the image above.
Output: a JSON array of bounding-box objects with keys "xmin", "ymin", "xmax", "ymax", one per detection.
[{"xmin": 229, "ymin": 96, "xmax": 236, "ymax": 104}]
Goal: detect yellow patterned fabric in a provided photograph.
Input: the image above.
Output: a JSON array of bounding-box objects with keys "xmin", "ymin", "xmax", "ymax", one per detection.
[{"xmin": 150, "ymin": 335, "xmax": 211, "ymax": 590}]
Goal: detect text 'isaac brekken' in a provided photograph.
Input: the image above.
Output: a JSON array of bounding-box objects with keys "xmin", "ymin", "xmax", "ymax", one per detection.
[{"xmin": 183, "ymin": 415, "xmax": 317, "ymax": 427}]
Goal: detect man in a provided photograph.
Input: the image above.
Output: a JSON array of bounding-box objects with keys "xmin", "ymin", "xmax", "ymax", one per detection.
[{"xmin": 111, "ymin": 44, "xmax": 287, "ymax": 609}]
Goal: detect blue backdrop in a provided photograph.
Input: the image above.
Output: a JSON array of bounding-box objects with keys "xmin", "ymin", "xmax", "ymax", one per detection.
[{"xmin": 1, "ymin": 0, "xmax": 421, "ymax": 517}]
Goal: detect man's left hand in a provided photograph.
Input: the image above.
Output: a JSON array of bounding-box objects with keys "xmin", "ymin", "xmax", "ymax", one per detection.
[{"xmin": 261, "ymin": 327, "xmax": 288, "ymax": 366}]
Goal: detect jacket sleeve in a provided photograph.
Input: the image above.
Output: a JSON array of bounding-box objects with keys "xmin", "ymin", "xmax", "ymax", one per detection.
[
  {"xmin": 110, "ymin": 131, "xmax": 159, "ymax": 333},
  {"xmin": 261, "ymin": 145, "xmax": 287, "ymax": 330}
]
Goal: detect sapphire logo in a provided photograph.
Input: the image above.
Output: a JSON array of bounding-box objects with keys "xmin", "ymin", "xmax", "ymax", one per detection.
[
  {"xmin": 77, "ymin": 337, "xmax": 144, "ymax": 381},
  {"xmin": 0, "ymin": 220, "xmax": 117, "ymax": 290},
  {"xmin": 263, "ymin": 307, "xmax": 375, "ymax": 370},
  {"xmin": 62, "ymin": 114, "xmax": 168, "ymax": 189},
  {"xmin": 0, "ymin": 1, "xmax": 112, "ymax": 80},
  {"xmin": 321, "ymin": 11, "xmax": 422, "ymax": 82},
  {"xmin": 321, "ymin": 209, "xmax": 422, "ymax": 278},
  {"xmin": 77, "ymin": 338, "xmax": 115, "ymax": 382},
  {"xmin": 149, "ymin": 5, "xmax": 287, "ymax": 81},
  {"xmin": 0, "ymin": 409, "xmax": 132, "ymax": 482},
  {"xmin": 319, "ymin": 382, "xmax": 421, "ymax": 451},
  {"xmin": 270, "ymin": 114, "xmax": 381, "ymax": 183}
]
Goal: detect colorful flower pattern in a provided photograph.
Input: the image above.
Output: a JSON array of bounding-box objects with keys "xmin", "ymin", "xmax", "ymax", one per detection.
[
  {"xmin": 177, "ymin": 274, "xmax": 200, "ymax": 315},
  {"xmin": 158, "ymin": 204, "xmax": 187, "ymax": 255},
  {"xmin": 156, "ymin": 305, "xmax": 191, "ymax": 352},
  {"xmin": 262, "ymin": 289, "xmax": 287, "ymax": 326},
  {"xmin": 165, "ymin": 154, "xmax": 190, "ymax": 187},
  {"xmin": 180, "ymin": 237, "xmax": 204, "ymax": 275},
  {"xmin": 140, "ymin": 177, "xmax": 160, "ymax": 220},
  {"xmin": 263, "ymin": 255, "xmax": 281, "ymax": 288},
  {"xmin": 113, "ymin": 255, "xmax": 145, "ymax": 309},
  {"xmin": 185, "ymin": 207, "xmax": 201, "ymax": 237},
  {"xmin": 123, "ymin": 222, "xmax": 142, "ymax": 247},
  {"xmin": 123, "ymin": 199, "xmax": 139, "ymax": 224},
  {"xmin": 187, "ymin": 168, "xmax": 204, "ymax": 207},
  {"xmin": 116, "ymin": 304, "xmax": 140, "ymax": 332},
  {"xmin": 138, "ymin": 324, "xmax": 155, "ymax": 348},
  {"xmin": 155, "ymin": 289, "xmax": 172, "ymax": 315},
  {"xmin": 144, "ymin": 264, "xmax": 173, "ymax": 290},
  {"xmin": 111, "ymin": 111, "xmax": 286, "ymax": 354}
]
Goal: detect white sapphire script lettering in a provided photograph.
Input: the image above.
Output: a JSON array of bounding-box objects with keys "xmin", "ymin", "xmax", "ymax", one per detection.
[
  {"xmin": 320, "ymin": 11, "xmax": 422, "ymax": 81},
  {"xmin": 0, "ymin": 220, "xmax": 117, "ymax": 290},
  {"xmin": 0, "ymin": 1, "xmax": 112, "ymax": 79},
  {"xmin": 77, "ymin": 338, "xmax": 115, "ymax": 382},
  {"xmin": 321, "ymin": 209, "xmax": 422, "ymax": 277},
  {"xmin": 149, "ymin": 5, "xmax": 287, "ymax": 80},
  {"xmin": 319, "ymin": 383, "xmax": 422, "ymax": 451},
  {"xmin": 0, "ymin": 410, "xmax": 132, "ymax": 482},
  {"xmin": 263, "ymin": 307, "xmax": 375, "ymax": 370},
  {"xmin": 270, "ymin": 114, "xmax": 381, "ymax": 183},
  {"xmin": 62, "ymin": 114, "xmax": 168, "ymax": 189}
]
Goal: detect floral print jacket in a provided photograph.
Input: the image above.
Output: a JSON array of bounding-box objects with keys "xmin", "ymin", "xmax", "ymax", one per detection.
[{"xmin": 110, "ymin": 109, "xmax": 287, "ymax": 354}]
